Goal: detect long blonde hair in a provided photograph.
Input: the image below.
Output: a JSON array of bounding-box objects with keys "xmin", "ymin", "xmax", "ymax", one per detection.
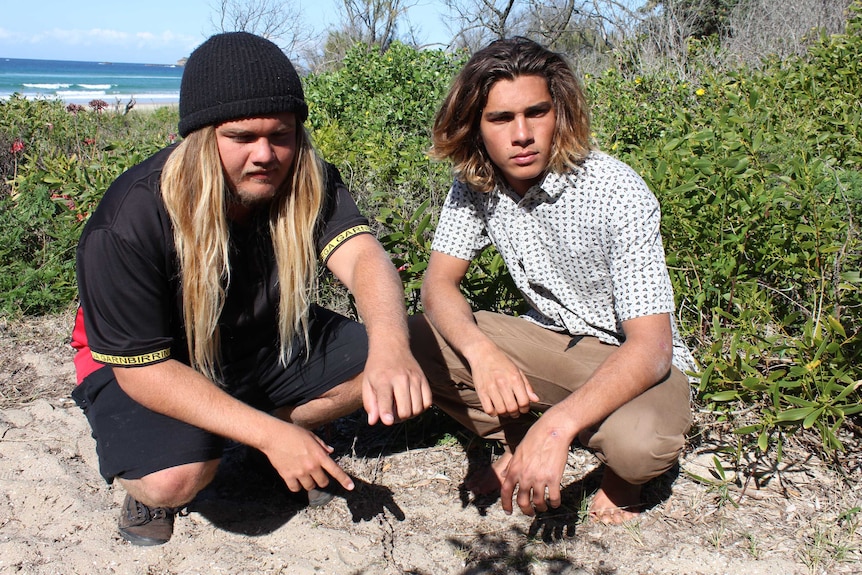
[{"xmin": 161, "ymin": 125, "xmax": 324, "ymax": 383}]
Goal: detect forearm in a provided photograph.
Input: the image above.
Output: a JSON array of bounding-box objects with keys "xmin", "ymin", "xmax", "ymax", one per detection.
[
  {"xmin": 114, "ymin": 359, "xmax": 281, "ymax": 451},
  {"xmin": 545, "ymin": 314, "xmax": 674, "ymax": 440},
  {"xmin": 329, "ymin": 234, "xmax": 431, "ymax": 424},
  {"xmin": 116, "ymin": 359, "xmax": 356, "ymax": 492},
  {"xmin": 421, "ymin": 274, "xmax": 497, "ymax": 367},
  {"xmin": 348, "ymin": 247, "xmax": 412, "ymax": 351}
]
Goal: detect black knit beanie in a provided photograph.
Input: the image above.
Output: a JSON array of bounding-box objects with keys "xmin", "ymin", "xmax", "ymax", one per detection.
[{"xmin": 178, "ymin": 32, "xmax": 308, "ymax": 137}]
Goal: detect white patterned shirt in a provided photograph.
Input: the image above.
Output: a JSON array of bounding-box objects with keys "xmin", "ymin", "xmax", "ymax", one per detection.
[{"xmin": 432, "ymin": 151, "xmax": 697, "ymax": 375}]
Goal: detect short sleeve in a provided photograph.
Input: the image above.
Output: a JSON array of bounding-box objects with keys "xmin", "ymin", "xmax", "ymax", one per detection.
[
  {"xmin": 316, "ymin": 164, "xmax": 372, "ymax": 264},
  {"xmin": 430, "ymin": 180, "xmax": 490, "ymax": 261},
  {"xmin": 606, "ymin": 168, "xmax": 675, "ymax": 322}
]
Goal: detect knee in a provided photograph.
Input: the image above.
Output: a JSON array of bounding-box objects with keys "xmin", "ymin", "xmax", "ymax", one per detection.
[
  {"xmin": 592, "ymin": 414, "xmax": 686, "ymax": 484},
  {"xmin": 126, "ymin": 460, "xmax": 219, "ymax": 507},
  {"xmin": 407, "ymin": 314, "xmax": 451, "ymax": 383},
  {"xmin": 606, "ymin": 432, "xmax": 685, "ymax": 484}
]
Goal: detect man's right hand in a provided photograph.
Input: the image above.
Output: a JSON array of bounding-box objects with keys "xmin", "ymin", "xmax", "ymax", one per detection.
[
  {"xmin": 421, "ymin": 250, "xmax": 539, "ymax": 420},
  {"xmin": 114, "ymin": 360, "xmax": 355, "ymax": 495},
  {"xmin": 470, "ymin": 342, "xmax": 539, "ymax": 419},
  {"xmin": 259, "ymin": 420, "xmax": 355, "ymax": 493}
]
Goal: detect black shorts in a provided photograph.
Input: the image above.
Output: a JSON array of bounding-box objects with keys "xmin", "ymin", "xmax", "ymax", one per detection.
[{"xmin": 72, "ymin": 305, "xmax": 368, "ymax": 483}]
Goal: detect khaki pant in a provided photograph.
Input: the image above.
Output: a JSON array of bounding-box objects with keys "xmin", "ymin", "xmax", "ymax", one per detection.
[{"xmin": 409, "ymin": 311, "xmax": 692, "ymax": 485}]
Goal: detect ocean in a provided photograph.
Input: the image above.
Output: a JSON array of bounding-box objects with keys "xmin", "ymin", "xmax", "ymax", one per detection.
[{"xmin": 0, "ymin": 57, "xmax": 182, "ymax": 105}]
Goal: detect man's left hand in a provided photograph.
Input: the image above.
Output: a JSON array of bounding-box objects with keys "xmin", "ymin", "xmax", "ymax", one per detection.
[{"xmin": 500, "ymin": 409, "xmax": 573, "ymax": 515}]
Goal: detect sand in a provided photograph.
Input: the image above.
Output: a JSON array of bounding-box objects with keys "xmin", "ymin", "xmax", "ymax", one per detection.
[{"xmin": 1, "ymin": 311, "xmax": 860, "ymax": 574}]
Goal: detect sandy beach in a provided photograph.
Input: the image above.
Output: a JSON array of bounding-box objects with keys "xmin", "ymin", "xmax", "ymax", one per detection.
[{"xmin": 101, "ymin": 99, "xmax": 178, "ymax": 114}]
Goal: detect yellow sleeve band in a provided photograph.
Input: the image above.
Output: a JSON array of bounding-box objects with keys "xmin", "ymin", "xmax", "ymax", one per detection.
[
  {"xmin": 91, "ymin": 348, "xmax": 171, "ymax": 366},
  {"xmin": 319, "ymin": 225, "xmax": 372, "ymax": 262}
]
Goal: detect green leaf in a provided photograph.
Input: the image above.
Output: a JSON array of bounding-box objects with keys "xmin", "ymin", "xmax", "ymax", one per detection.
[
  {"xmin": 775, "ymin": 407, "xmax": 814, "ymax": 423},
  {"xmin": 662, "ymin": 138, "xmax": 684, "ymax": 152},
  {"xmin": 826, "ymin": 315, "xmax": 846, "ymax": 338},
  {"xmin": 740, "ymin": 377, "xmax": 767, "ymax": 392},
  {"xmin": 708, "ymin": 390, "xmax": 740, "ymax": 402},
  {"xmin": 414, "ymin": 213, "xmax": 432, "ymax": 241},
  {"xmin": 712, "ymin": 456, "xmax": 726, "ymax": 480},
  {"xmin": 802, "ymin": 407, "xmax": 825, "ymax": 429},
  {"xmin": 757, "ymin": 430, "xmax": 769, "ymax": 452}
]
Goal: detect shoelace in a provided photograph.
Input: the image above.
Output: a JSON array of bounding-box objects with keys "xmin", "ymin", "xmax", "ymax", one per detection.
[
  {"xmin": 149, "ymin": 507, "xmax": 171, "ymax": 520},
  {"xmin": 131, "ymin": 499, "xmax": 174, "ymax": 522}
]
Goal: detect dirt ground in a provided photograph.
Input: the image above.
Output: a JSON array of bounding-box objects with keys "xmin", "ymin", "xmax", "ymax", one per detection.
[{"xmin": 0, "ymin": 311, "xmax": 860, "ymax": 575}]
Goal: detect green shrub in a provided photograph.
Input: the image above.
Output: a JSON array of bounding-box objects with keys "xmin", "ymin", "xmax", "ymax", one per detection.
[
  {"xmin": 0, "ymin": 96, "xmax": 177, "ymax": 315},
  {"xmin": 2, "ymin": 12, "xmax": 860, "ymax": 459},
  {"xmin": 304, "ymin": 41, "xmax": 465, "ymax": 216},
  {"xmin": 586, "ymin": 7, "xmax": 862, "ymax": 455}
]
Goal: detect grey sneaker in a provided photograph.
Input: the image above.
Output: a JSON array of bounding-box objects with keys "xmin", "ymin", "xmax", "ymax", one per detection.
[{"xmin": 118, "ymin": 493, "xmax": 176, "ymax": 546}]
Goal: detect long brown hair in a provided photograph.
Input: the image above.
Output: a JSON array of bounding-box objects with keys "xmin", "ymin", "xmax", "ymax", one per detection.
[
  {"xmin": 161, "ymin": 125, "xmax": 324, "ymax": 383},
  {"xmin": 431, "ymin": 37, "xmax": 592, "ymax": 193}
]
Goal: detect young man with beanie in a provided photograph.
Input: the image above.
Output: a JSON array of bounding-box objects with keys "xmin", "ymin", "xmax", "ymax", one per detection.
[
  {"xmin": 410, "ymin": 37, "xmax": 696, "ymax": 524},
  {"xmin": 71, "ymin": 31, "xmax": 431, "ymax": 546}
]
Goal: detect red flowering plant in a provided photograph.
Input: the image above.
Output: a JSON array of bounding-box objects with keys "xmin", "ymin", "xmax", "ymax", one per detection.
[
  {"xmin": 5, "ymin": 138, "xmax": 26, "ymax": 197},
  {"xmin": 50, "ymin": 192, "xmax": 84, "ymax": 221},
  {"xmin": 88, "ymin": 99, "xmax": 108, "ymax": 113}
]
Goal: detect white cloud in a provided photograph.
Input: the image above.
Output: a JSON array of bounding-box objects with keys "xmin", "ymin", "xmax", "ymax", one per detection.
[
  {"xmin": 31, "ymin": 28, "xmax": 135, "ymax": 47},
  {"xmin": 0, "ymin": 26, "xmax": 199, "ymax": 62}
]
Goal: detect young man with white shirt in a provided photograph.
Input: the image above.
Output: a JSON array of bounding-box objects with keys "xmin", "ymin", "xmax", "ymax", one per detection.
[{"xmin": 411, "ymin": 37, "xmax": 695, "ymax": 523}]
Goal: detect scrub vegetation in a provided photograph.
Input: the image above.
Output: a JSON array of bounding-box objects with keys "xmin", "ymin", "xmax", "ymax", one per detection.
[{"xmin": 1, "ymin": 3, "xmax": 860, "ymax": 485}]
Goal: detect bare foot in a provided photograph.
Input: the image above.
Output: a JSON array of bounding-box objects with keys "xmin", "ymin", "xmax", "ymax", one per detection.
[
  {"xmin": 589, "ymin": 467, "xmax": 642, "ymax": 525},
  {"xmin": 465, "ymin": 450, "xmax": 512, "ymax": 495}
]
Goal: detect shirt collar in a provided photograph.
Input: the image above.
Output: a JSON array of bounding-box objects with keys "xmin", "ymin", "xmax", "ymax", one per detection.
[
  {"xmin": 497, "ymin": 170, "xmax": 569, "ymax": 203},
  {"xmin": 536, "ymin": 171, "xmax": 569, "ymax": 200}
]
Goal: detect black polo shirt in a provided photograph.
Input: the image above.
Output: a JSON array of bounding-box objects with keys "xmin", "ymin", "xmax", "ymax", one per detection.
[{"xmin": 74, "ymin": 145, "xmax": 370, "ymax": 380}]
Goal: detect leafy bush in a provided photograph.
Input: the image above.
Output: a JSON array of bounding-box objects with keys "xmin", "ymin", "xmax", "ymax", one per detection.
[
  {"xmin": 587, "ymin": 8, "xmax": 862, "ymax": 454},
  {"xmin": 2, "ymin": 10, "xmax": 860, "ymax": 459},
  {"xmin": 0, "ymin": 96, "xmax": 177, "ymax": 314},
  {"xmin": 304, "ymin": 41, "xmax": 464, "ymax": 215}
]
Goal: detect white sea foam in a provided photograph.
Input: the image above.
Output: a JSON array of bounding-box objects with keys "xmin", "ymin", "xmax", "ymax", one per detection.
[
  {"xmin": 23, "ymin": 83, "xmax": 72, "ymax": 89},
  {"xmin": 57, "ymin": 90, "xmax": 108, "ymax": 98},
  {"xmin": 54, "ymin": 91, "xmax": 180, "ymax": 102},
  {"xmin": 78, "ymin": 84, "xmax": 113, "ymax": 90}
]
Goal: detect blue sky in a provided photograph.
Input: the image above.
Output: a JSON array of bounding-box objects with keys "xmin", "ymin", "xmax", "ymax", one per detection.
[{"xmin": 0, "ymin": 0, "xmax": 451, "ymax": 64}]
